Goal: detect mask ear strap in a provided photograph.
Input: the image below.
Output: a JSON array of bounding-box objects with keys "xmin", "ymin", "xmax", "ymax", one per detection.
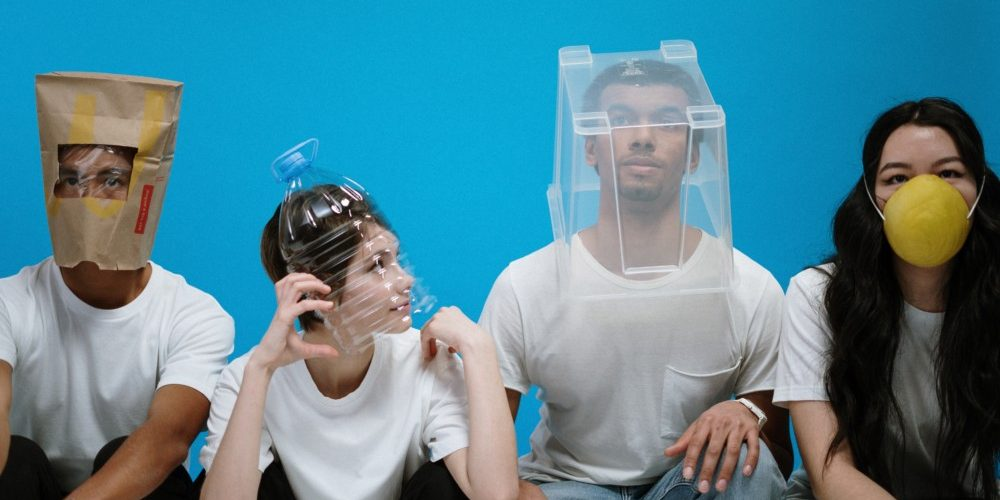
[
  {"xmin": 862, "ymin": 174, "xmax": 886, "ymax": 221},
  {"xmin": 967, "ymin": 173, "xmax": 986, "ymax": 218}
]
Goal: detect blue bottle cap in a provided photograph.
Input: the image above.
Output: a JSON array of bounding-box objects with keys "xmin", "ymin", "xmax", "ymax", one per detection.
[{"xmin": 271, "ymin": 138, "xmax": 319, "ymax": 183}]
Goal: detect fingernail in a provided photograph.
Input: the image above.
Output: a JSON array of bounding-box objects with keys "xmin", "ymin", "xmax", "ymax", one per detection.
[
  {"xmin": 682, "ymin": 466, "xmax": 693, "ymax": 480},
  {"xmin": 716, "ymin": 479, "xmax": 727, "ymax": 492},
  {"xmin": 699, "ymin": 480, "xmax": 710, "ymax": 493},
  {"xmin": 743, "ymin": 464, "xmax": 752, "ymax": 476}
]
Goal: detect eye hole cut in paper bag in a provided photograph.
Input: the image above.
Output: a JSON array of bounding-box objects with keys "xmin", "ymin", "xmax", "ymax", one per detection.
[{"xmin": 36, "ymin": 72, "xmax": 183, "ymax": 270}]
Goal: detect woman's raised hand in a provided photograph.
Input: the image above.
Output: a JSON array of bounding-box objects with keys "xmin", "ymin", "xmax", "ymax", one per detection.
[
  {"xmin": 251, "ymin": 273, "xmax": 340, "ymax": 371},
  {"xmin": 420, "ymin": 306, "xmax": 490, "ymax": 360}
]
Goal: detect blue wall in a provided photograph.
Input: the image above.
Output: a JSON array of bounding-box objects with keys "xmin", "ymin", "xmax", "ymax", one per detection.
[{"xmin": 2, "ymin": 0, "xmax": 998, "ymax": 477}]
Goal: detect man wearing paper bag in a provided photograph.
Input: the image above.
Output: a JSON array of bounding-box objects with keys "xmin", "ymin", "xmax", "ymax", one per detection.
[{"xmin": 0, "ymin": 73, "xmax": 234, "ymax": 498}]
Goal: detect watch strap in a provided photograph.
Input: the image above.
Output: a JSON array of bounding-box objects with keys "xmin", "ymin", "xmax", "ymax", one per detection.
[{"xmin": 736, "ymin": 397, "xmax": 768, "ymax": 430}]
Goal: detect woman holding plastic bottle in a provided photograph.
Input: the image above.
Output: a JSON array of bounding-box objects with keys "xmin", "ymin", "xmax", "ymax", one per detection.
[
  {"xmin": 774, "ymin": 98, "xmax": 1000, "ymax": 499},
  {"xmin": 199, "ymin": 141, "xmax": 518, "ymax": 500}
]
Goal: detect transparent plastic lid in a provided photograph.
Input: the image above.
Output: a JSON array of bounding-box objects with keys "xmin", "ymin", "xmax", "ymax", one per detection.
[
  {"xmin": 272, "ymin": 139, "xmax": 436, "ymax": 354},
  {"xmin": 548, "ymin": 40, "xmax": 734, "ymax": 300}
]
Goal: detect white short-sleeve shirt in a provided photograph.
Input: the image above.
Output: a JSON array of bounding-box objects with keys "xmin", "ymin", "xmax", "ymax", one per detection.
[
  {"xmin": 200, "ymin": 330, "xmax": 470, "ymax": 500},
  {"xmin": 774, "ymin": 265, "xmax": 974, "ymax": 497},
  {"xmin": 0, "ymin": 258, "xmax": 234, "ymax": 491},
  {"xmin": 481, "ymin": 233, "xmax": 784, "ymax": 486}
]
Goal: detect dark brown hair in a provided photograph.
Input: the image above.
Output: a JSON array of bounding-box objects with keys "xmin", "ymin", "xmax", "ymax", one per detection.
[{"xmin": 260, "ymin": 184, "xmax": 390, "ymax": 330}]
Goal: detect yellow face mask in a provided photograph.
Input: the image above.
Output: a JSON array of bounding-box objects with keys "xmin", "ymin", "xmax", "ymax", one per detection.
[{"xmin": 867, "ymin": 174, "xmax": 980, "ymax": 268}]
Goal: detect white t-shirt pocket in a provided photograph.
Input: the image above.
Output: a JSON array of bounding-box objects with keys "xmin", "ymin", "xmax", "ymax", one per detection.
[{"xmin": 659, "ymin": 359, "xmax": 741, "ymax": 441}]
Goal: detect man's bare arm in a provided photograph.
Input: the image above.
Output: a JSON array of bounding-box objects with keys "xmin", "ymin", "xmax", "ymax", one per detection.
[
  {"xmin": 68, "ymin": 384, "xmax": 207, "ymax": 499},
  {"xmin": 0, "ymin": 362, "xmax": 11, "ymax": 473},
  {"xmin": 503, "ymin": 388, "xmax": 547, "ymax": 499},
  {"xmin": 742, "ymin": 390, "xmax": 793, "ymax": 478},
  {"xmin": 505, "ymin": 388, "xmax": 521, "ymax": 421}
]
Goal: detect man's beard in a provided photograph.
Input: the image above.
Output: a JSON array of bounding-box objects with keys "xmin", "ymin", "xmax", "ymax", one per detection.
[
  {"xmin": 618, "ymin": 175, "xmax": 681, "ymax": 204},
  {"xmin": 619, "ymin": 178, "xmax": 661, "ymax": 202}
]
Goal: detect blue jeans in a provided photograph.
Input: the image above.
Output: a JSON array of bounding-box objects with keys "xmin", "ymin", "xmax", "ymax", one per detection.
[
  {"xmin": 781, "ymin": 469, "xmax": 814, "ymax": 499},
  {"xmin": 537, "ymin": 441, "xmax": 784, "ymax": 500},
  {"xmin": 781, "ymin": 468, "xmax": 1000, "ymax": 499}
]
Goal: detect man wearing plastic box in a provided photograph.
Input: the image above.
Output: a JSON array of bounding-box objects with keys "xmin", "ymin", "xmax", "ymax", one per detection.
[
  {"xmin": 481, "ymin": 42, "xmax": 791, "ymax": 499},
  {"xmin": 0, "ymin": 73, "xmax": 234, "ymax": 498}
]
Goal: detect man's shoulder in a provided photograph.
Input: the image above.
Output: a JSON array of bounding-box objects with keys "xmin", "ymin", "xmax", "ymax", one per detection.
[
  {"xmin": 718, "ymin": 247, "xmax": 785, "ymax": 330},
  {"xmin": 507, "ymin": 241, "xmax": 559, "ymax": 274},
  {"xmin": 0, "ymin": 258, "xmax": 54, "ymax": 308},
  {"xmin": 145, "ymin": 264, "xmax": 234, "ymax": 350},
  {"xmin": 729, "ymin": 247, "xmax": 782, "ymax": 296},
  {"xmin": 484, "ymin": 241, "xmax": 561, "ymax": 307},
  {"xmin": 148, "ymin": 262, "xmax": 231, "ymax": 317}
]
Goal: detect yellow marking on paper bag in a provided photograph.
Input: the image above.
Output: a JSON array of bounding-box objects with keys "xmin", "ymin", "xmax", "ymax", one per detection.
[
  {"xmin": 130, "ymin": 90, "xmax": 167, "ymax": 197},
  {"xmin": 49, "ymin": 94, "xmax": 98, "ymax": 216},
  {"xmin": 76, "ymin": 91, "xmax": 166, "ymax": 219},
  {"xmin": 67, "ymin": 93, "xmax": 127, "ymax": 218},
  {"xmin": 81, "ymin": 197, "xmax": 125, "ymax": 217},
  {"xmin": 68, "ymin": 94, "xmax": 97, "ymax": 143}
]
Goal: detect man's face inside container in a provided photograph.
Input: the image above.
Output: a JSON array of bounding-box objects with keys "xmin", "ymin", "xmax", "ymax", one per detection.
[
  {"xmin": 55, "ymin": 144, "xmax": 136, "ymax": 201},
  {"xmin": 586, "ymin": 83, "xmax": 695, "ymax": 207}
]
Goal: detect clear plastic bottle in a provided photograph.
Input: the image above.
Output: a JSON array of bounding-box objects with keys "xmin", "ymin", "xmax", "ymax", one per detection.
[{"xmin": 271, "ymin": 138, "xmax": 436, "ymax": 355}]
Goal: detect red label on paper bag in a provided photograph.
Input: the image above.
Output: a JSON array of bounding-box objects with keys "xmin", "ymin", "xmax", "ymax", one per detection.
[{"xmin": 134, "ymin": 184, "xmax": 154, "ymax": 234}]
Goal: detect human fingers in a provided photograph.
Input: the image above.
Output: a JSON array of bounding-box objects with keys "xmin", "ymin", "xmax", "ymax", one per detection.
[
  {"xmin": 274, "ymin": 272, "xmax": 320, "ymax": 293},
  {"xmin": 439, "ymin": 306, "xmax": 476, "ymax": 329},
  {"xmin": 695, "ymin": 423, "xmax": 730, "ymax": 493},
  {"xmin": 420, "ymin": 306, "xmax": 482, "ymax": 354},
  {"xmin": 276, "ymin": 275, "xmax": 330, "ymax": 305},
  {"xmin": 419, "ymin": 319, "xmax": 439, "ymax": 361},
  {"xmin": 274, "ymin": 298, "xmax": 333, "ymax": 325},
  {"xmin": 680, "ymin": 422, "xmax": 709, "ymax": 481},
  {"xmin": 664, "ymin": 421, "xmax": 694, "ymax": 457},
  {"xmin": 419, "ymin": 333, "xmax": 434, "ymax": 360},
  {"xmin": 420, "ymin": 308, "xmax": 453, "ymax": 342},
  {"xmin": 741, "ymin": 429, "xmax": 760, "ymax": 477},
  {"xmin": 287, "ymin": 333, "xmax": 339, "ymax": 360},
  {"xmin": 714, "ymin": 429, "xmax": 748, "ymax": 493}
]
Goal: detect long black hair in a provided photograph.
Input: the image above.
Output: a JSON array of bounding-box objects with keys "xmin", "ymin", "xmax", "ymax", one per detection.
[{"xmin": 822, "ymin": 97, "xmax": 1000, "ymax": 498}]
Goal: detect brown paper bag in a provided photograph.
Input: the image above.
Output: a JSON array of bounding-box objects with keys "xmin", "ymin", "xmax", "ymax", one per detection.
[{"xmin": 35, "ymin": 72, "xmax": 183, "ymax": 270}]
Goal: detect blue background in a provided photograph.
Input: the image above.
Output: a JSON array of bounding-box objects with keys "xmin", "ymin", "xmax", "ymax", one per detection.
[{"xmin": 2, "ymin": 0, "xmax": 998, "ymax": 479}]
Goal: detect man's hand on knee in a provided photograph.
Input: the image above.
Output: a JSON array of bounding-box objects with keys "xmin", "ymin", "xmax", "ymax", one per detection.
[{"xmin": 663, "ymin": 400, "xmax": 760, "ymax": 494}]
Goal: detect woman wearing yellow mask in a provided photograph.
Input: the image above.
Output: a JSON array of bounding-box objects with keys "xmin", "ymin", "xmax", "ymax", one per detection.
[{"xmin": 774, "ymin": 98, "xmax": 1000, "ymax": 499}]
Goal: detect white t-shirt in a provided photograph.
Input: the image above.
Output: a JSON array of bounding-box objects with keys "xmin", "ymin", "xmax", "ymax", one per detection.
[
  {"xmin": 0, "ymin": 257, "xmax": 235, "ymax": 491},
  {"xmin": 774, "ymin": 265, "xmax": 974, "ymax": 497},
  {"xmin": 200, "ymin": 330, "xmax": 470, "ymax": 500},
  {"xmin": 481, "ymin": 233, "xmax": 783, "ymax": 486}
]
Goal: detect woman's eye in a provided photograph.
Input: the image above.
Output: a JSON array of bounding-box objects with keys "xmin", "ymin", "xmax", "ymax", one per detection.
[
  {"xmin": 886, "ymin": 174, "xmax": 908, "ymax": 185},
  {"xmin": 938, "ymin": 169, "xmax": 963, "ymax": 179},
  {"xmin": 103, "ymin": 176, "xmax": 122, "ymax": 187}
]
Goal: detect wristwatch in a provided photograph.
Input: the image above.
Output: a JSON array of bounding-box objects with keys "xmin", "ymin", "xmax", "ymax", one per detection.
[{"xmin": 736, "ymin": 398, "xmax": 768, "ymax": 430}]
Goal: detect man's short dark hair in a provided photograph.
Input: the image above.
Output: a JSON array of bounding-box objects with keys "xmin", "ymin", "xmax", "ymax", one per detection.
[{"xmin": 582, "ymin": 59, "xmax": 703, "ymax": 113}]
